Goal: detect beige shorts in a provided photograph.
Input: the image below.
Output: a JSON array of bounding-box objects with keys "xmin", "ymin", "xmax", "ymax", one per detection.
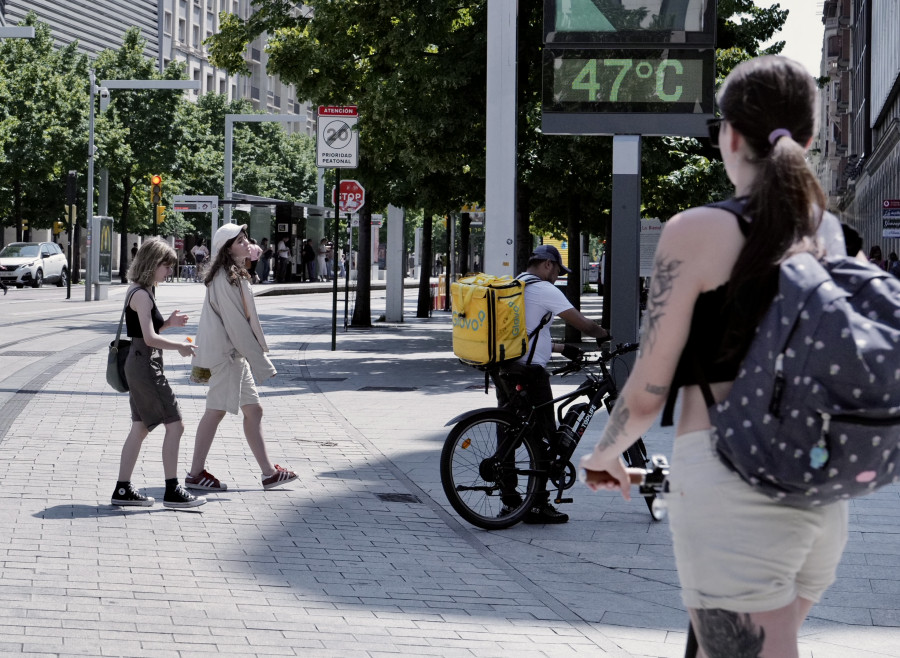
[
  {"xmin": 666, "ymin": 430, "xmax": 848, "ymax": 613},
  {"xmin": 206, "ymin": 355, "xmax": 260, "ymax": 414}
]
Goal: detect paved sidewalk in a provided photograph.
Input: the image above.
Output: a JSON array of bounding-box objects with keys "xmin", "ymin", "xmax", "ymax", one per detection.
[{"xmin": 0, "ymin": 287, "xmax": 898, "ymax": 656}]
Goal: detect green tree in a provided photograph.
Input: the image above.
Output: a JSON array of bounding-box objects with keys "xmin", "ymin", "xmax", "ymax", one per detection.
[
  {"xmin": 174, "ymin": 93, "xmax": 317, "ymax": 240},
  {"xmin": 207, "ymin": 0, "xmax": 488, "ymax": 323},
  {"xmin": 0, "ymin": 13, "xmax": 89, "ymax": 243},
  {"xmin": 94, "ymin": 26, "xmax": 188, "ymax": 281}
]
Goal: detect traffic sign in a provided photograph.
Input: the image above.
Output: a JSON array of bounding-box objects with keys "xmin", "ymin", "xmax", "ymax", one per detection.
[
  {"xmin": 332, "ymin": 180, "xmax": 366, "ymax": 213},
  {"xmin": 317, "ymin": 106, "xmax": 358, "ymax": 168},
  {"xmin": 883, "ymin": 200, "xmax": 900, "ymax": 238},
  {"xmin": 172, "ymin": 195, "xmax": 218, "ymax": 212}
]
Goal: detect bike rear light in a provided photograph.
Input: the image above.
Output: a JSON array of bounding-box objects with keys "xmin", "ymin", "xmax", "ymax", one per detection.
[{"xmin": 516, "ymin": 385, "xmax": 523, "ymax": 392}]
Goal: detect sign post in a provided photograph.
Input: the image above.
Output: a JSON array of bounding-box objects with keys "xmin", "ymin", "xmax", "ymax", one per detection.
[{"xmin": 317, "ymin": 106, "xmax": 359, "ymax": 350}]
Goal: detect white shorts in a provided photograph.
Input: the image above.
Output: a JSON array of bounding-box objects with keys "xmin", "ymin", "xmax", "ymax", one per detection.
[
  {"xmin": 666, "ymin": 430, "xmax": 849, "ymax": 613},
  {"xmin": 206, "ymin": 355, "xmax": 260, "ymax": 414}
]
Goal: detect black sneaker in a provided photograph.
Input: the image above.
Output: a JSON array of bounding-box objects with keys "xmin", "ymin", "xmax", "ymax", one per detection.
[
  {"xmin": 523, "ymin": 502, "xmax": 569, "ymax": 524},
  {"xmin": 163, "ymin": 484, "xmax": 207, "ymax": 510},
  {"xmin": 111, "ymin": 482, "xmax": 154, "ymax": 507}
]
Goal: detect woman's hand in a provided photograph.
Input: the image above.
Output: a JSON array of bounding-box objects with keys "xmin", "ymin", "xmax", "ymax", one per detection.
[
  {"xmin": 579, "ymin": 452, "xmax": 632, "ymax": 500},
  {"xmin": 176, "ymin": 341, "xmax": 195, "ymax": 358},
  {"xmin": 166, "ymin": 309, "xmax": 189, "ymax": 328}
]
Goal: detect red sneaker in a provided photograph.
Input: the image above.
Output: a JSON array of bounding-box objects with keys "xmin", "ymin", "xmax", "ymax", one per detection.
[
  {"xmin": 262, "ymin": 464, "xmax": 297, "ymax": 490},
  {"xmin": 184, "ymin": 469, "xmax": 227, "ymax": 491}
]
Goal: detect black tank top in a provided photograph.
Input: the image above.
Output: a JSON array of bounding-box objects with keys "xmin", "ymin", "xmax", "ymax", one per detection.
[
  {"xmin": 661, "ymin": 199, "xmax": 753, "ymax": 426},
  {"xmin": 125, "ymin": 288, "xmax": 165, "ymax": 338}
]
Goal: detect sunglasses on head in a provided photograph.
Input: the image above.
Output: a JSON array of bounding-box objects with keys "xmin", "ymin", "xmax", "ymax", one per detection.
[{"xmin": 706, "ymin": 117, "xmax": 724, "ymax": 148}]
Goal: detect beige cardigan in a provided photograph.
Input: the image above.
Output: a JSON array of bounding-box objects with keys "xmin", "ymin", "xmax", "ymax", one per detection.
[{"xmin": 192, "ymin": 271, "xmax": 276, "ymax": 383}]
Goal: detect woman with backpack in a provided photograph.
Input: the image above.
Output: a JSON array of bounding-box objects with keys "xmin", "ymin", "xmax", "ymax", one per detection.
[{"xmin": 579, "ymin": 56, "xmax": 848, "ymax": 656}]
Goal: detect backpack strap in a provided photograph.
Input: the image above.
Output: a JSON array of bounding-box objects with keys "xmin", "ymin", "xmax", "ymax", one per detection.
[{"xmin": 515, "ymin": 274, "xmax": 553, "ymax": 366}]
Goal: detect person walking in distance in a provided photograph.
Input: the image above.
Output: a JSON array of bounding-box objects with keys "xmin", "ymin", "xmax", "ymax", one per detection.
[
  {"xmin": 258, "ymin": 238, "xmax": 272, "ymax": 283},
  {"xmin": 247, "ymin": 238, "xmax": 262, "ymax": 284},
  {"xmin": 185, "ymin": 223, "xmax": 298, "ymax": 492},
  {"xmin": 580, "ymin": 56, "xmax": 849, "ymax": 656},
  {"xmin": 110, "ymin": 238, "xmax": 206, "ymax": 509},
  {"xmin": 275, "ymin": 235, "xmax": 291, "ymax": 283}
]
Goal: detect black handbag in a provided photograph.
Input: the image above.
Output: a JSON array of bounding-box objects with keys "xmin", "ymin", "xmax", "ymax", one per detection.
[{"xmin": 107, "ymin": 288, "xmax": 140, "ymax": 393}]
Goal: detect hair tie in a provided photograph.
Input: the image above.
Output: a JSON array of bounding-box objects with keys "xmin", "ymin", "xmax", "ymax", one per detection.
[{"xmin": 768, "ymin": 128, "xmax": 792, "ymax": 145}]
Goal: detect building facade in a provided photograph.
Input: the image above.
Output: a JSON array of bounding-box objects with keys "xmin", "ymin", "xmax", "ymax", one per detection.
[{"xmin": 819, "ymin": 0, "xmax": 900, "ymax": 258}]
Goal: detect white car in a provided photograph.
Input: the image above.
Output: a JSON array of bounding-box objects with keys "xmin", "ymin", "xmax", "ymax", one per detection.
[{"xmin": 0, "ymin": 242, "xmax": 69, "ymax": 288}]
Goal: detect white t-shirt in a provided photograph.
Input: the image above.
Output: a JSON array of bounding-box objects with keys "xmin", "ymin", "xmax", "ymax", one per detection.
[{"xmin": 516, "ymin": 275, "xmax": 573, "ymax": 367}]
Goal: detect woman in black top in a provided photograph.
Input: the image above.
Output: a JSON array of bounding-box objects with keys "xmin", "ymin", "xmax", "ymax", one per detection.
[
  {"xmin": 111, "ymin": 238, "xmax": 205, "ymax": 510},
  {"xmin": 580, "ymin": 56, "xmax": 849, "ymax": 656}
]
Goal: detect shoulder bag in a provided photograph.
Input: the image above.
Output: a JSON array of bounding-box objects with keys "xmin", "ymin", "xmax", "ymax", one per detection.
[{"xmin": 107, "ymin": 288, "xmax": 141, "ymax": 393}]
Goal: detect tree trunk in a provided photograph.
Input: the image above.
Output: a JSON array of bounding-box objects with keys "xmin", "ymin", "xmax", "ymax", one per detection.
[
  {"xmin": 459, "ymin": 212, "xmax": 471, "ymax": 274},
  {"xmin": 444, "ymin": 214, "xmax": 452, "ymax": 311},
  {"xmin": 14, "ymin": 179, "xmax": 23, "ymax": 242},
  {"xmin": 416, "ymin": 210, "xmax": 434, "ymax": 318},
  {"xmin": 350, "ymin": 195, "xmax": 373, "ymax": 328},
  {"xmin": 564, "ymin": 200, "xmax": 583, "ymax": 343},
  {"xmin": 119, "ymin": 175, "xmax": 133, "ymax": 283}
]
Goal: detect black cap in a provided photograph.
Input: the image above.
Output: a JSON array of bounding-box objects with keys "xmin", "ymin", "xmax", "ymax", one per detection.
[{"xmin": 531, "ymin": 244, "xmax": 571, "ymax": 274}]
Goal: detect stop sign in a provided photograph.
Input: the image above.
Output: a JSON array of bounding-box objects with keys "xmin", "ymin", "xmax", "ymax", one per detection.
[{"xmin": 332, "ymin": 180, "xmax": 366, "ymax": 213}]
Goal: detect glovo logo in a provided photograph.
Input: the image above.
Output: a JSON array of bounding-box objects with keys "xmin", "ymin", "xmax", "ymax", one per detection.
[
  {"xmin": 509, "ymin": 300, "xmax": 522, "ymax": 337},
  {"xmin": 453, "ymin": 310, "xmax": 486, "ymax": 332}
]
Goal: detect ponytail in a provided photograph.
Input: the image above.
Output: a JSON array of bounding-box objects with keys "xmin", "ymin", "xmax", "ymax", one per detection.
[{"xmin": 717, "ymin": 56, "xmax": 827, "ymax": 359}]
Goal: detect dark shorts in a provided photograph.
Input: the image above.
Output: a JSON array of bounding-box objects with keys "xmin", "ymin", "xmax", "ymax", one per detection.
[{"xmin": 125, "ymin": 337, "xmax": 182, "ymax": 431}]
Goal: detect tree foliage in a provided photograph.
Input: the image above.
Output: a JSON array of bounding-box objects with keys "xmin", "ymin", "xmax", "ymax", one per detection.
[{"xmin": 0, "ymin": 12, "xmax": 89, "ymax": 242}]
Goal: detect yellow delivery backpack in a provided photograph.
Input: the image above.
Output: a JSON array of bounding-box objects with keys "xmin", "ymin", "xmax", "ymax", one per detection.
[{"xmin": 451, "ymin": 274, "xmax": 547, "ymax": 367}]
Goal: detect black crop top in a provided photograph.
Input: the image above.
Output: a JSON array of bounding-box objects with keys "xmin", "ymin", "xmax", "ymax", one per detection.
[
  {"xmin": 125, "ymin": 288, "xmax": 165, "ymax": 338},
  {"xmin": 661, "ymin": 199, "xmax": 754, "ymax": 426}
]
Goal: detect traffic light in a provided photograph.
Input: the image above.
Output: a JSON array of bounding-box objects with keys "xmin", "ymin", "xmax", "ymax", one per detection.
[
  {"xmin": 53, "ymin": 220, "xmax": 66, "ymax": 235},
  {"xmin": 150, "ymin": 175, "xmax": 162, "ymax": 206},
  {"xmin": 156, "ymin": 205, "xmax": 166, "ymax": 225},
  {"xmin": 21, "ymin": 218, "xmax": 29, "ymax": 232}
]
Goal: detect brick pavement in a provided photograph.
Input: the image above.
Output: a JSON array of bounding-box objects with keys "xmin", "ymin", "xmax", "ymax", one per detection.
[{"xmin": 0, "ymin": 285, "xmax": 898, "ymax": 656}]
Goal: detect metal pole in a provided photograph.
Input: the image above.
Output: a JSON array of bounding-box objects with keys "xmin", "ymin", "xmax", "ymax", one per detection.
[
  {"xmin": 224, "ymin": 116, "xmax": 233, "ymax": 225},
  {"xmin": 85, "ymin": 70, "xmax": 96, "ymax": 302},
  {"xmin": 344, "ymin": 220, "xmax": 351, "ymax": 330},
  {"xmin": 331, "ymin": 169, "xmax": 340, "ymax": 350},
  {"xmin": 610, "ymin": 134, "xmax": 642, "ymax": 374}
]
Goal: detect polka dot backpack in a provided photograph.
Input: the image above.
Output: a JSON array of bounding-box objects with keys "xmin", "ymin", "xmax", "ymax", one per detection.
[{"xmin": 710, "ymin": 250, "xmax": 900, "ymax": 507}]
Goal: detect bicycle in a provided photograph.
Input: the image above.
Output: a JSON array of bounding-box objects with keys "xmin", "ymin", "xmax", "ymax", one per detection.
[{"xmin": 441, "ymin": 342, "xmax": 668, "ymax": 530}]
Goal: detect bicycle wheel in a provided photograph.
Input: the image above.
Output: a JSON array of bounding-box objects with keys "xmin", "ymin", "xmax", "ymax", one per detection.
[
  {"xmin": 623, "ymin": 437, "xmax": 658, "ymax": 519},
  {"xmin": 440, "ymin": 409, "xmax": 541, "ymax": 530}
]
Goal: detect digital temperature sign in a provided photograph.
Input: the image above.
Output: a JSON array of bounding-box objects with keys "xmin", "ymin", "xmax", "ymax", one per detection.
[{"xmin": 542, "ymin": 48, "xmax": 715, "ymax": 135}]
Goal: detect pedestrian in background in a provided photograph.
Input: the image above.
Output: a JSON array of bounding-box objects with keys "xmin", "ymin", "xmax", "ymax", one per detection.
[
  {"xmin": 580, "ymin": 55, "xmax": 848, "ymax": 656},
  {"xmin": 191, "ymin": 238, "xmax": 209, "ymax": 273},
  {"xmin": 275, "ymin": 235, "xmax": 291, "ymax": 282},
  {"xmin": 868, "ymin": 244, "xmax": 885, "ymax": 270},
  {"xmin": 111, "ymin": 237, "xmax": 206, "ymax": 509},
  {"xmin": 258, "ymin": 238, "xmax": 272, "ymax": 283},
  {"xmin": 185, "ymin": 223, "xmax": 298, "ymax": 492},
  {"xmin": 302, "ymin": 238, "xmax": 316, "ymax": 282},
  {"xmin": 316, "ymin": 238, "xmax": 328, "ymax": 281},
  {"xmin": 248, "ymin": 238, "xmax": 262, "ymax": 284}
]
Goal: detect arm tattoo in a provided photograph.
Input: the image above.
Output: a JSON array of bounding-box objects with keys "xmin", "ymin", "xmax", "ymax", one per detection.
[
  {"xmin": 597, "ymin": 401, "xmax": 630, "ymax": 451},
  {"xmin": 640, "ymin": 253, "xmax": 683, "ymax": 356},
  {"xmin": 694, "ymin": 610, "xmax": 765, "ymax": 658},
  {"xmin": 644, "ymin": 383, "xmax": 669, "ymax": 396}
]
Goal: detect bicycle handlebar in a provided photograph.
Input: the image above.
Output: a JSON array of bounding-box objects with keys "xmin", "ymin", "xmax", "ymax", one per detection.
[{"xmin": 550, "ymin": 341, "xmax": 640, "ymax": 376}]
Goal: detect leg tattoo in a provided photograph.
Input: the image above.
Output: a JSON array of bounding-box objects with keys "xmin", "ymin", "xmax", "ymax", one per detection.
[{"xmin": 694, "ymin": 609, "xmax": 765, "ymax": 658}]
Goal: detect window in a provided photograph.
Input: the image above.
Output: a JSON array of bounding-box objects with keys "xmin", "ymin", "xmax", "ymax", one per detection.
[
  {"xmin": 178, "ymin": 19, "xmax": 186, "ymax": 42},
  {"xmin": 206, "ymin": 74, "xmax": 213, "ymax": 93},
  {"xmin": 219, "ymin": 78, "xmax": 226, "ymax": 95},
  {"xmin": 164, "ymin": 11, "xmax": 172, "ymax": 34},
  {"xmin": 193, "ymin": 25, "xmax": 200, "ymax": 46},
  {"xmin": 251, "ymin": 86, "xmax": 260, "ymax": 100}
]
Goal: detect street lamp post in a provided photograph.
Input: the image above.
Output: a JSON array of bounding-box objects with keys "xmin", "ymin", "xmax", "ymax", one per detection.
[{"xmin": 85, "ymin": 78, "xmax": 200, "ymax": 301}]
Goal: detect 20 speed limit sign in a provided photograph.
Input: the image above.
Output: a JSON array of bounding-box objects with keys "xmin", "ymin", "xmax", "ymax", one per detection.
[{"xmin": 317, "ymin": 106, "xmax": 358, "ymax": 168}]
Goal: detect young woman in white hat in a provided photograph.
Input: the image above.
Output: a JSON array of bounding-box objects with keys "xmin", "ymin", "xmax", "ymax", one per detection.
[{"xmin": 185, "ymin": 223, "xmax": 297, "ymax": 492}]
